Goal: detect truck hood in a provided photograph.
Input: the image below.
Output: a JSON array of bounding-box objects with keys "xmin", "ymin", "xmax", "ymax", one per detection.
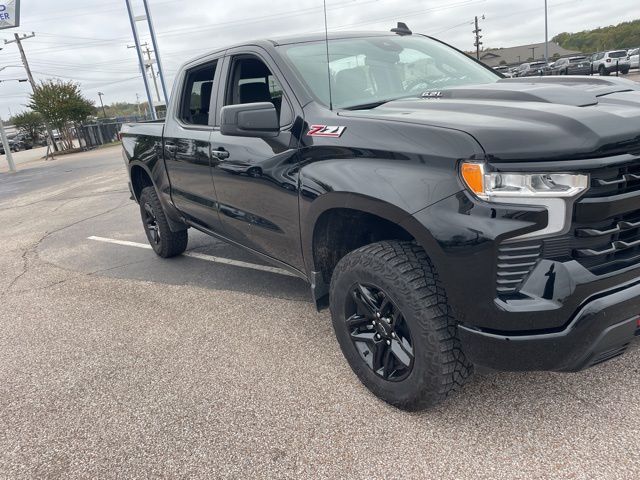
[{"xmin": 339, "ymin": 76, "xmax": 640, "ymax": 161}]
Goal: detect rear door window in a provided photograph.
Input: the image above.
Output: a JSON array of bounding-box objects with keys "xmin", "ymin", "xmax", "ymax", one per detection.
[{"xmin": 180, "ymin": 61, "xmax": 218, "ymax": 126}]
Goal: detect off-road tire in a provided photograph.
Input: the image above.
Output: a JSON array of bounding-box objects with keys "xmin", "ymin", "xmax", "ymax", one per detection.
[
  {"xmin": 139, "ymin": 186, "xmax": 188, "ymax": 258},
  {"xmin": 330, "ymin": 241, "xmax": 473, "ymax": 411}
]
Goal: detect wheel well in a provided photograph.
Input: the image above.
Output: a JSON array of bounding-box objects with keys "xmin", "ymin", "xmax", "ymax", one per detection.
[
  {"xmin": 312, "ymin": 208, "xmax": 415, "ymax": 285},
  {"xmin": 130, "ymin": 165, "xmax": 154, "ymax": 200}
]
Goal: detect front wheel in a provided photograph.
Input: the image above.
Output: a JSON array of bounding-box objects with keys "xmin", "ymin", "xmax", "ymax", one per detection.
[
  {"xmin": 329, "ymin": 241, "xmax": 473, "ymax": 410},
  {"xmin": 139, "ymin": 186, "xmax": 188, "ymax": 258}
]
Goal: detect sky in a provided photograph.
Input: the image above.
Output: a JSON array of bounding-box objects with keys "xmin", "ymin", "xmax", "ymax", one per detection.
[{"xmin": 0, "ymin": 0, "xmax": 637, "ymax": 118}]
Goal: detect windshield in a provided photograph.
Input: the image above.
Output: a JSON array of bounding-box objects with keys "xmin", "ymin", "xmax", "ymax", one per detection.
[{"xmin": 280, "ymin": 35, "xmax": 499, "ymax": 109}]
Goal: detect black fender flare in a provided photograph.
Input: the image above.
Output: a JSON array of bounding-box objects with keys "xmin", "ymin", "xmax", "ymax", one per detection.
[
  {"xmin": 301, "ymin": 191, "xmax": 443, "ymax": 279},
  {"xmin": 128, "ymin": 160, "xmax": 187, "ymax": 232}
]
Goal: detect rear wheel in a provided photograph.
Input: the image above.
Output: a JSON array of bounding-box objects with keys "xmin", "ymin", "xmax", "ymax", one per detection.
[
  {"xmin": 139, "ymin": 186, "xmax": 188, "ymax": 258},
  {"xmin": 329, "ymin": 241, "xmax": 473, "ymax": 410},
  {"xmin": 599, "ymin": 65, "xmax": 609, "ymax": 76}
]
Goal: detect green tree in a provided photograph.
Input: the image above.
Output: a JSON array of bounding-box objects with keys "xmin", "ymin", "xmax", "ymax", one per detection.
[
  {"xmin": 11, "ymin": 110, "xmax": 45, "ymax": 144},
  {"xmin": 553, "ymin": 19, "xmax": 640, "ymax": 52},
  {"xmin": 103, "ymin": 102, "xmax": 143, "ymax": 118},
  {"xmin": 28, "ymin": 79, "xmax": 96, "ymax": 150}
]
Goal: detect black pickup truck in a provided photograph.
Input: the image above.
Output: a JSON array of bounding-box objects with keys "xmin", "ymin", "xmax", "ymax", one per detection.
[{"xmin": 122, "ymin": 27, "xmax": 640, "ymax": 410}]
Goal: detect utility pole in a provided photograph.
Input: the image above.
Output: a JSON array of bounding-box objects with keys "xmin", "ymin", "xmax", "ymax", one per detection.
[
  {"xmin": 127, "ymin": 42, "xmax": 161, "ymax": 104},
  {"xmin": 144, "ymin": 44, "xmax": 161, "ymax": 103},
  {"xmin": 98, "ymin": 92, "xmax": 107, "ymax": 118},
  {"xmin": 473, "ymin": 15, "xmax": 484, "ymax": 60},
  {"xmin": 530, "ymin": 46, "xmax": 536, "ymax": 60},
  {"xmin": 4, "ymin": 33, "xmax": 59, "ymax": 151},
  {"xmin": 544, "ymin": 0, "xmax": 549, "ymax": 64},
  {"xmin": 125, "ymin": 0, "xmax": 157, "ymax": 120}
]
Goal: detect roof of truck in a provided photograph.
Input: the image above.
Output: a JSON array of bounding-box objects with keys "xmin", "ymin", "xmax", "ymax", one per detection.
[
  {"xmin": 267, "ymin": 31, "xmax": 408, "ymax": 46},
  {"xmin": 183, "ymin": 31, "xmax": 421, "ymax": 68}
]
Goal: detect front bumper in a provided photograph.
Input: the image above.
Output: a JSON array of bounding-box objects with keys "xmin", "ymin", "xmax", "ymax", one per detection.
[{"xmin": 458, "ymin": 279, "xmax": 640, "ymax": 371}]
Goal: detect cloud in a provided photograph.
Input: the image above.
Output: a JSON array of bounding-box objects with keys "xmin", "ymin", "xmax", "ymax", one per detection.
[{"xmin": 0, "ymin": 0, "xmax": 637, "ymax": 117}]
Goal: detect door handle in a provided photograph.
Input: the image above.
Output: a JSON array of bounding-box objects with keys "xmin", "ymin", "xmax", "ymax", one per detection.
[{"xmin": 211, "ymin": 147, "xmax": 230, "ymax": 160}]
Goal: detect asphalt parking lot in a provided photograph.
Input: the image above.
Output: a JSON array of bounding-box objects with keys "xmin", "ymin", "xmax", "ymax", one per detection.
[{"xmin": 1, "ymin": 145, "xmax": 640, "ymax": 479}]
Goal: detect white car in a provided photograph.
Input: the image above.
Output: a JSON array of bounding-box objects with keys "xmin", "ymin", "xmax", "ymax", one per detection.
[
  {"xmin": 591, "ymin": 50, "xmax": 631, "ymax": 75},
  {"xmin": 628, "ymin": 48, "xmax": 639, "ymax": 69},
  {"xmin": 492, "ymin": 65, "xmax": 513, "ymax": 78}
]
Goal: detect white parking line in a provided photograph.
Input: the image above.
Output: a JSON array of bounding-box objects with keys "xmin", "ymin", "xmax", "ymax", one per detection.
[{"xmin": 87, "ymin": 236, "xmax": 297, "ymax": 277}]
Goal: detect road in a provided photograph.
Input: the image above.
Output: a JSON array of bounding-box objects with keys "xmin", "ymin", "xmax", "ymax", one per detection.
[
  {"xmin": 0, "ymin": 146, "xmax": 48, "ymax": 172},
  {"xmin": 1, "ymin": 146, "xmax": 639, "ymax": 479}
]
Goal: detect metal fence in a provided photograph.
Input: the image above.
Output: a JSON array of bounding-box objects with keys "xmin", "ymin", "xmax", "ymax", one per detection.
[{"xmin": 78, "ymin": 115, "xmax": 152, "ymax": 148}]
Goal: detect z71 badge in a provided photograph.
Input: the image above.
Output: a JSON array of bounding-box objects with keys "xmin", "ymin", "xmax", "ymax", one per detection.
[{"xmin": 307, "ymin": 125, "xmax": 346, "ymax": 138}]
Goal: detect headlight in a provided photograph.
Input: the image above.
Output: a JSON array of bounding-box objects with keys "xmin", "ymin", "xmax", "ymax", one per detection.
[
  {"xmin": 460, "ymin": 162, "xmax": 588, "ymax": 201},
  {"xmin": 460, "ymin": 162, "xmax": 589, "ymax": 239}
]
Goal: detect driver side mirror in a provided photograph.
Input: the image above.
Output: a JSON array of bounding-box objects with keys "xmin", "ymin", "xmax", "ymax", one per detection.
[{"xmin": 220, "ymin": 102, "xmax": 279, "ymax": 138}]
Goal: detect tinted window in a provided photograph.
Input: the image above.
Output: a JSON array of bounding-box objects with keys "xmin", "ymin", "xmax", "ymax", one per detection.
[
  {"xmin": 281, "ymin": 36, "xmax": 498, "ymax": 109},
  {"xmin": 609, "ymin": 51, "xmax": 627, "ymax": 58},
  {"xmin": 180, "ymin": 62, "xmax": 217, "ymax": 126},
  {"xmin": 225, "ymin": 56, "xmax": 293, "ymax": 126}
]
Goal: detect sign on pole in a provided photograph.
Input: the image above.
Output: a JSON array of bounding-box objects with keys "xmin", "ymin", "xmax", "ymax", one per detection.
[{"xmin": 0, "ymin": 0, "xmax": 20, "ymax": 30}]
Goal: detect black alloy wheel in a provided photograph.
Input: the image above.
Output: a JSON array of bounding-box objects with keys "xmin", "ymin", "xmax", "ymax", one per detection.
[
  {"xmin": 138, "ymin": 186, "xmax": 188, "ymax": 258},
  {"xmin": 143, "ymin": 202, "xmax": 161, "ymax": 246},
  {"xmin": 346, "ymin": 283, "xmax": 414, "ymax": 381},
  {"xmin": 329, "ymin": 241, "xmax": 474, "ymax": 410}
]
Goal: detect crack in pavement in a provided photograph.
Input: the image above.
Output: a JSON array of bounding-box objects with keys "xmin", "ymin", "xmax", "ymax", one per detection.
[{"xmin": 1, "ymin": 201, "xmax": 131, "ymax": 297}]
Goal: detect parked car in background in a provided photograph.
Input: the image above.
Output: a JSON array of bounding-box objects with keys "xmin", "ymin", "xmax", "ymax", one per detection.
[
  {"xmin": 492, "ymin": 65, "xmax": 513, "ymax": 77},
  {"xmin": 551, "ymin": 56, "xmax": 591, "ymax": 75},
  {"xmin": 12, "ymin": 133, "xmax": 34, "ymax": 150},
  {"xmin": 591, "ymin": 50, "xmax": 630, "ymax": 75},
  {"xmin": 0, "ymin": 139, "xmax": 19, "ymax": 155},
  {"xmin": 514, "ymin": 61, "xmax": 548, "ymax": 77},
  {"xmin": 628, "ymin": 48, "xmax": 639, "ymax": 69}
]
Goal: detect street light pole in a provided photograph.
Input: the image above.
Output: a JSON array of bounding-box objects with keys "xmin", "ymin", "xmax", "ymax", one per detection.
[
  {"xmin": 142, "ymin": 0, "xmax": 170, "ymax": 106},
  {"xmin": 544, "ymin": 0, "xmax": 549, "ymax": 64},
  {"xmin": 0, "ymin": 115, "xmax": 16, "ymax": 173},
  {"xmin": 0, "ymin": 78, "xmax": 27, "ymax": 173}
]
